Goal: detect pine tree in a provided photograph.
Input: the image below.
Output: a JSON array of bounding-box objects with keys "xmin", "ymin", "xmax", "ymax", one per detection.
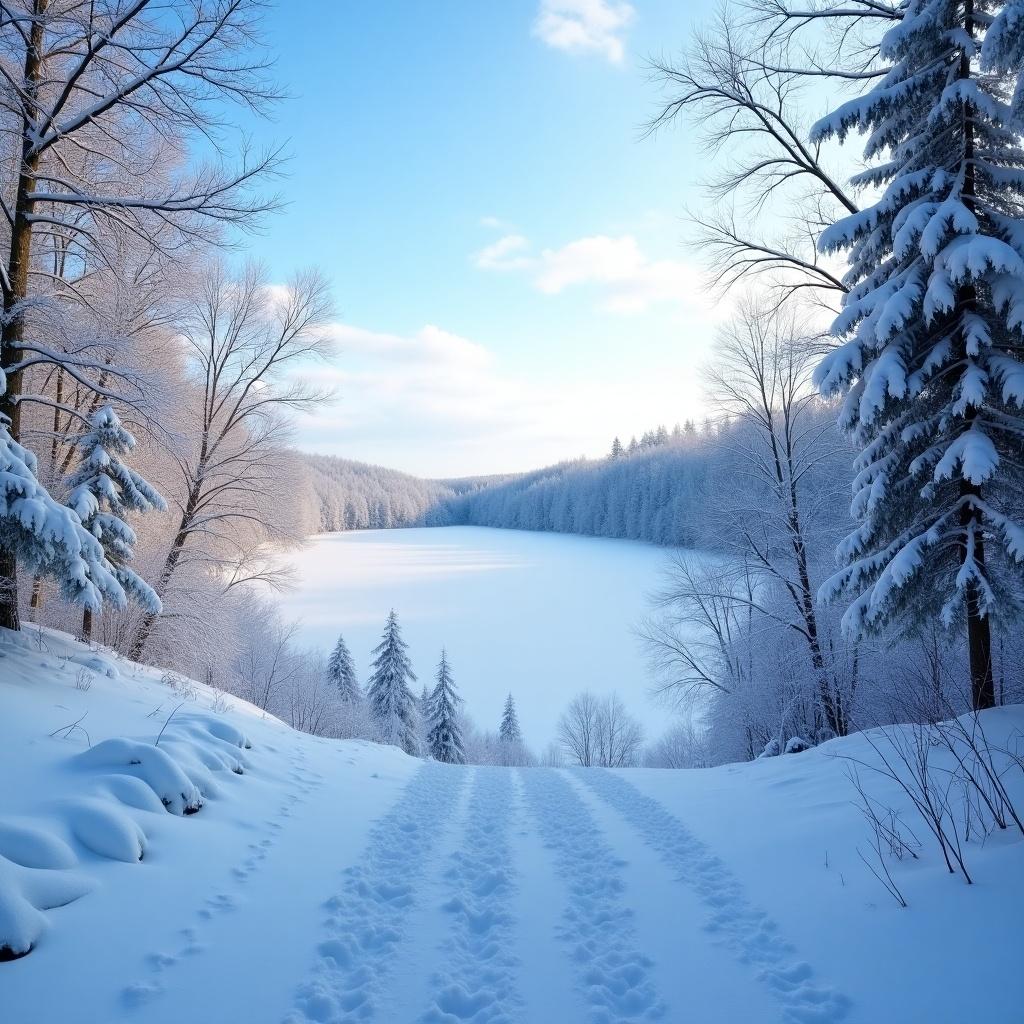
[
  {"xmin": 366, "ymin": 610, "xmax": 419, "ymax": 755},
  {"xmin": 426, "ymin": 649, "xmax": 466, "ymax": 764},
  {"xmin": 0, "ymin": 375, "xmax": 125, "ymax": 629},
  {"xmin": 610, "ymin": 436, "xmax": 624, "ymax": 459},
  {"xmin": 812, "ymin": 0, "xmax": 1024, "ymax": 710},
  {"xmin": 326, "ymin": 633, "xmax": 361, "ymax": 703},
  {"xmin": 66, "ymin": 406, "xmax": 165, "ymax": 641},
  {"xmin": 499, "ymin": 693, "xmax": 523, "ymax": 744}
]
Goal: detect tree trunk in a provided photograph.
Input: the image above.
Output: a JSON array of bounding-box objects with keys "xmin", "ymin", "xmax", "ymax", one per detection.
[
  {"xmin": 81, "ymin": 605, "xmax": 92, "ymax": 644},
  {"xmin": 0, "ymin": 549, "xmax": 20, "ymax": 631},
  {"xmin": 960, "ymin": 481, "xmax": 995, "ymax": 709},
  {"xmin": 966, "ymin": 586, "xmax": 994, "ymax": 710},
  {"xmin": 0, "ymin": 3, "xmax": 46, "ymax": 632},
  {"xmin": 956, "ymin": 0, "xmax": 994, "ymax": 713},
  {"xmin": 127, "ymin": 510, "xmax": 193, "ymax": 660}
]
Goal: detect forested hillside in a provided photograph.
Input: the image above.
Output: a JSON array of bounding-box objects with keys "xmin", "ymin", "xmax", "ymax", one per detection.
[
  {"xmin": 442, "ymin": 435, "xmax": 710, "ymax": 547},
  {"xmin": 300, "ymin": 454, "xmax": 456, "ymax": 532},
  {"xmin": 300, "ymin": 426, "xmax": 715, "ymax": 547},
  {"xmin": 298, "ymin": 454, "xmax": 509, "ymax": 533}
]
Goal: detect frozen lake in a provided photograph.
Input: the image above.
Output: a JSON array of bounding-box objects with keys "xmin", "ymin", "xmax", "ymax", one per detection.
[{"xmin": 277, "ymin": 526, "xmax": 691, "ymax": 748}]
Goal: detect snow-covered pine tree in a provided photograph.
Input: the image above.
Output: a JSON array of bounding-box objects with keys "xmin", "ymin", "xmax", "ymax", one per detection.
[
  {"xmin": 610, "ymin": 436, "xmax": 624, "ymax": 459},
  {"xmin": 0, "ymin": 373, "xmax": 126, "ymax": 629},
  {"xmin": 426, "ymin": 649, "xmax": 466, "ymax": 764},
  {"xmin": 326, "ymin": 633, "xmax": 361, "ymax": 703},
  {"xmin": 812, "ymin": 0, "xmax": 1024, "ymax": 709},
  {"xmin": 66, "ymin": 406, "xmax": 166, "ymax": 641},
  {"xmin": 365, "ymin": 610, "xmax": 419, "ymax": 755},
  {"xmin": 499, "ymin": 693, "xmax": 523, "ymax": 744}
]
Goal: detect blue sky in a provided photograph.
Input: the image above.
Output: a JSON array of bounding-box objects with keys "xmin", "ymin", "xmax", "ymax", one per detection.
[{"xmin": 240, "ymin": 1, "xmax": 721, "ymax": 477}]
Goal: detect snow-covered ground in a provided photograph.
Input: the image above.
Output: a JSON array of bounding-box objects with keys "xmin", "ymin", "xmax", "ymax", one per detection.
[
  {"xmin": 2, "ymin": 625, "xmax": 1022, "ymax": 1023},
  {"xmin": 275, "ymin": 527, "xmax": 690, "ymax": 746}
]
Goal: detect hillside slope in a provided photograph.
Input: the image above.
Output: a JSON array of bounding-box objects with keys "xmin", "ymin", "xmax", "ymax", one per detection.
[{"xmin": 1, "ymin": 627, "xmax": 1021, "ymax": 1023}]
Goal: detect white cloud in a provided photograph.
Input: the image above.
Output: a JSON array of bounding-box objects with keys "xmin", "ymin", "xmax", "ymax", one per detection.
[
  {"xmin": 474, "ymin": 233, "xmax": 533, "ymax": 271},
  {"xmin": 474, "ymin": 231, "xmax": 714, "ymax": 316},
  {"xmin": 533, "ymin": 0, "xmax": 635, "ymax": 64},
  {"xmin": 296, "ymin": 322, "xmax": 550, "ymax": 453},
  {"xmin": 292, "ymin": 317, "xmax": 707, "ymax": 477},
  {"xmin": 333, "ymin": 322, "xmax": 493, "ymax": 371},
  {"xmin": 534, "ymin": 234, "xmax": 712, "ymax": 316}
]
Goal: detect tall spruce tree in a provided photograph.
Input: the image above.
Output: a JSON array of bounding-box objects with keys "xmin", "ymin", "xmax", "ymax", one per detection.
[
  {"xmin": 326, "ymin": 633, "xmax": 361, "ymax": 703},
  {"xmin": 366, "ymin": 610, "xmax": 419, "ymax": 755},
  {"xmin": 426, "ymin": 649, "xmax": 466, "ymax": 764},
  {"xmin": 499, "ymin": 693, "xmax": 523, "ymax": 744},
  {"xmin": 812, "ymin": 0, "xmax": 1024, "ymax": 709},
  {"xmin": 66, "ymin": 406, "xmax": 165, "ymax": 641}
]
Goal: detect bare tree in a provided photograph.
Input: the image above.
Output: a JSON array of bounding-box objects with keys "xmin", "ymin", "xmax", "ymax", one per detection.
[
  {"xmin": 640, "ymin": 554, "xmax": 755, "ymax": 708},
  {"xmin": 706, "ymin": 302, "xmax": 852, "ymax": 736},
  {"xmin": 0, "ymin": 0, "xmax": 282, "ymax": 629},
  {"xmin": 558, "ymin": 691, "xmax": 644, "ymax": 768},
  {"xmin": 233, "ymin": 600, "xmax": 303, "ymax": 713},
  {"xmin": 558, "ymin": 691, "xmax": 600, "ymax": 767},
  {"xmin": 593, "ymin": 693, "xmax": 645, "ymax": 768},
  {"xmin": 645, "ymin": 4, "xmax": 857, "ymax": 307},
  {"xmin": 129, "ymin": 261, "xmax": 332, "ymax": 659},
  {"xmin": 645, "ymin": 718, "xmax": 714, "ymax": 769}
]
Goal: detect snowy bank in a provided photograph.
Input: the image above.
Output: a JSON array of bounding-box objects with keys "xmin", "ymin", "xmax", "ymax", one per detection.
[
  {"xmin": 0, "ymin": 625, "xmax": 415, "ymax": 980},
  {"xmin": 2, "ymin": 625, "xmax": 1022, "ymax": 1023}
]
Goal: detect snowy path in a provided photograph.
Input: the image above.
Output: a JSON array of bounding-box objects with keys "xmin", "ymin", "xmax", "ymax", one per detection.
[
  {"xmin": 518, "ymin": 768, "xmax": 665, "ymax": 1023},
  {"xmin": 288, "ymin": 761, "xmax": 469, "ymax": 1023},
  {"xmin": 416, "ymin": 766, "xmax": 523, "ymax": 1024},
  {"xmin": 576, "ymin": 769, "xmax": 850, "ymax": 1024},
  {"xmin": 7, "ymin": 749, "xmax": 853, "ymax": 1024}
]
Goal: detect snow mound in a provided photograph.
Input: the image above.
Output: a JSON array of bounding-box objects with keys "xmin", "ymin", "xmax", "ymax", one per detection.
[
  {"xmin": 76, "ymin": 738, "xmax": 203, "ymax": 815},
  {"xmin": 0, "ymin": 820, "xmax": 77, "ymax": 869},
  {"xmin": 63, "ymin": 797, "xmax": 147, "ymax": 863},
  {"xmin": 0, "ymin": 854, "xmax": 94, "ymax": 960},
  {"xmin": 191, "ymin": 715, "xmax": 252, "ymax": 750},
  {"xmin": 0, "ymin": 624, "xmax": 280, "ymax": 962},
  {"xmin": 70, "ymin": 652, "xmax": 120, "ymax": 679},
  {"xmin": 93, "ymin": 773, "xmax": 170, "ymax": 814}
]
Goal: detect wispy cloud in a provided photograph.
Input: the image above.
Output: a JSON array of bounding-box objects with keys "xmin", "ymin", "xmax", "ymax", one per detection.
[
  {"xmin": 474, "ymin": 229, "xmax": 714, "ymax": 317},
  {"xmin": 474, "ymin": 233, "xmax": 533, "ymax": 271},
  {"xmin": 479, "ymin": 215, "xmax": 511, "ymax": 230},
  {"xmin": 535, "ymin": 234, "xmax": 710, "ymax": 315},
  {"xmin": 533, "ymin": 0, "xmax": 635, "ymax": 64}
]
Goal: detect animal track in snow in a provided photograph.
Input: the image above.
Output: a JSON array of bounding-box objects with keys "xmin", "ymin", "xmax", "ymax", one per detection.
[
  {"xmin": 287, "ymin": 761, "xmax": 468, "ymax": 1024},
  {"xmin": 418, "ymin": 766, "xmax": 523, "ymax": 1024},
  {"xmin": 519, "ymin": 768, "xmax": 665, "ymax": 1024},
  {"xmin": 577, "ymin": 770, "xmax": 851, "ymax": 1024}
]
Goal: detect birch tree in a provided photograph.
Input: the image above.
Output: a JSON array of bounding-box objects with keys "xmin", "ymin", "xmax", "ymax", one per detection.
[
  {"xmin": 0, "ymin": 0, "xmax": 281, "ymax": 629},
  {"xmin": 129, "ymin": 261, "xmax": 331, "ymax": 659}
]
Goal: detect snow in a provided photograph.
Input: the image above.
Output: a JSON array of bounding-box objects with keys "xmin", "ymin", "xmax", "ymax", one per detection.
[
  {"xmin": 2, "ymin": 625, "xmax": 1023, "ymax": 1021},
  {"xmin": 275, "ymin": 527, "xmax": 692, "ymax": 747}
]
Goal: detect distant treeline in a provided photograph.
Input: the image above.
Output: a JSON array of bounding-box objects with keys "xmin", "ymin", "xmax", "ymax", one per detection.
[{"xmin": 299, "ymin": 423, "xmax": 714, "ymax": 547}]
